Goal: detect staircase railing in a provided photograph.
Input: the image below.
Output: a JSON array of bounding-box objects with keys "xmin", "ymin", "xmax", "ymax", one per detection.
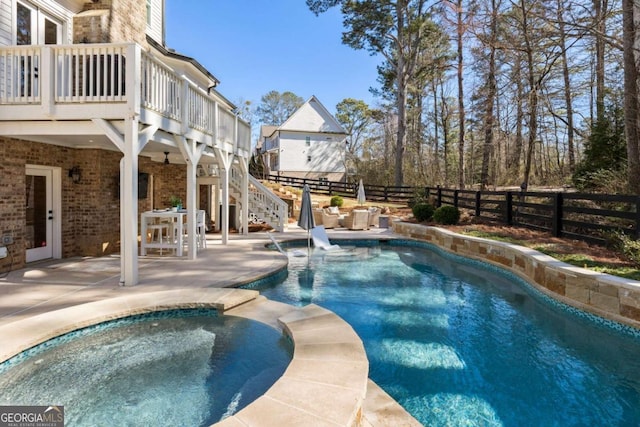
[{"xmin": 229, "ymin": 168, "xmax": 288, "ymax": 232}]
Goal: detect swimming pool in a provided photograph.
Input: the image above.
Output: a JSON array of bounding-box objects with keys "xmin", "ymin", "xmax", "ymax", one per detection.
[
  {"xmin": 250, "ymin": 240, "xmax": 640, "ymax": 426},
  {"xmin": 0, "ymin": 310, "xmax": 292, "ymax": 426}
]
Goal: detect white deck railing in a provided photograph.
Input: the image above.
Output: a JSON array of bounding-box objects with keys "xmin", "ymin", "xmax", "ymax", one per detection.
[
  {"xmin": 229, "ymin": 167, "xmax": 288, "ymax": 232},
  {"xmin": 54, "ymin": 44, "xmax": 128, "ymax": 103},
  {"xmin": 141, "ymin": 52, "xmax": 180, "ymax": 120},
  {"xmin": 0, "ymin": 45, "xmax": 41, "ymax": 104},
  {"xmin": 0, "ymin": 43, "xmax": 250, "ymax": 152}
]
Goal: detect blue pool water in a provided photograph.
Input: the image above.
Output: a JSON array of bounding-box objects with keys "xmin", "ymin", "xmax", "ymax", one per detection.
[
  {"xmin": 0, "ymin": 311, "xmax": 292, "ymax": 426},
  {"xmin": 250, "ymin": 241, "xmax": 640, "ymax": 426}
]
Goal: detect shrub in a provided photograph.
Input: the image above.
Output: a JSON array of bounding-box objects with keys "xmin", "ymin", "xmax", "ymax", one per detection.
[
  {"xmin": 330, "ymin": 195, "xmax": 344, "ymax": 207},
  {"xmin": 408, "ymin": 188, "xmax": 428, "ymax": 208},
  {"xmin": 433, "ymin": 205, "xmax": 460, "ymax": 225},
  {"xmin": 609, "ymin": 231, "xmax": 640, "ymax": 266},
  {"xmin": 412, "ymin": 203, "xmax": 435, "ymax": 222}
]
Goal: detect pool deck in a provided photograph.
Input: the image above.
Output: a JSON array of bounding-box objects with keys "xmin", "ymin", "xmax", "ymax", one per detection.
[{"xmin": 0, "ymin": 226, "xmax": 420, "ymax": 427}]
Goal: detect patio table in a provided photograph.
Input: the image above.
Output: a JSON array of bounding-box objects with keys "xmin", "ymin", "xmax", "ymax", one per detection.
[{"xmin": 140, "ymin": 210, "xmax": 187, "ymax": 256}]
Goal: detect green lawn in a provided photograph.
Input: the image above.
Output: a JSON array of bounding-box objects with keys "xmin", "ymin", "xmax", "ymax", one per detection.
[{"xmin": 461, "ymin": 230, "xmax": 640, "ymax": 281}]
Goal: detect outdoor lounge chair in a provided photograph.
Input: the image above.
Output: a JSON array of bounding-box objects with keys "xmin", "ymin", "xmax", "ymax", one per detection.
[
  {"xmin": 311, "ymin": 226, "xmax": 341, "ymax": 251},
  {"xmin": 343, "ymin": 210, "xmax": 369, "ymax": 230}
]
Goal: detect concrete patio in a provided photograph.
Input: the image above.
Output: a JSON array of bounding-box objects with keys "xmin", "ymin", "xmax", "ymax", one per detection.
[{"xmin": 0, "ymin": 225, "xmax": 420, "ymax": 426}]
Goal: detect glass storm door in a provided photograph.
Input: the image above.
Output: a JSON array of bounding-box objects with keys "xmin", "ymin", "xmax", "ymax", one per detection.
[{"xmin": 26, "ymin": 167, "xmax": 53, "ymax": 263}]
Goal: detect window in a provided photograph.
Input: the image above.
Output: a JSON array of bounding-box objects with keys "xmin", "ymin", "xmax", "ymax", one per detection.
[
  {"xmin": 16, "ymin": 1, "xmax": 63, "ymax": 45},
  {"xmin": 305, "ymin": 136, "xmax": 311, "ymax": 146},
  {"xmin": 146, "ymin": 0, "xmax": 152, "ymax": 26},
  {"xmin": 16, "ymin": 2, "xmax": 32, "ymax": 45}
]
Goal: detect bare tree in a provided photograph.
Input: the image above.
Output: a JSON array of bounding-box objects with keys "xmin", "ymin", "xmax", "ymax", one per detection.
[{"xmin": 622, "ymin": 0, "xmax": 640, "ymax": 193}]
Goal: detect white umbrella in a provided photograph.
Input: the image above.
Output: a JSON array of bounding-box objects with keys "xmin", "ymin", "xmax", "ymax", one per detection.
[
  {"xmin": 357, "ymin": 179, "xmax": 366, "ymax": 206},
  {"xmin": 297, "ymin": 184, "xmax": 315, "ymax": 256}
]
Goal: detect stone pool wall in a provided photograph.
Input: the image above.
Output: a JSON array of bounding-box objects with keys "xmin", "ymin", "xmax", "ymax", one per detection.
[{"xmin": 392, "ymin": 221, "xmax": 640, "ymax": 330}]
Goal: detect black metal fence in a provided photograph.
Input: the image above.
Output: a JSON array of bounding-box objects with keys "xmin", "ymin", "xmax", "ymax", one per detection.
[{"xmin": 267, "ymin": 174, "xmax": 640, "ymax": 245}]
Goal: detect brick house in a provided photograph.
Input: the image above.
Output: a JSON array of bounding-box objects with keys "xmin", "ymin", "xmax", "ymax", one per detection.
[{"xmin": 0, "ymin": 0, "xmax": 254, "ymax": 285}]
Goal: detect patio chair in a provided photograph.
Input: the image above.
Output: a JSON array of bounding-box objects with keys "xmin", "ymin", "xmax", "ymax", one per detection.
[
  {"xmin": 343, "ymin": 209, "xmax": 369, "ymax": 230},
  {"xmin": 321, "ymin": 208, "xmax": 340, "ymax": 229},
  {"xmin": 196, "ymin": 209, "xmax": 207, "ymax": 249},
  {"xmin": 368, "ymin": 207, "xmax": 380, "ymax": 227},
  {"xmin": 180, "ymin": 210, "xmax": 207, "ymax": 251},
  {"xmin": 312, "ymin": 208, "xmax": 324, "ymax": 226}
]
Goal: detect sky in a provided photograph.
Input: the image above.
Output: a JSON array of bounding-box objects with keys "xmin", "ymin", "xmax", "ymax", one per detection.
[{"xmin": 164, "ymin": 0, "xmax": 382, "ymax": 117}]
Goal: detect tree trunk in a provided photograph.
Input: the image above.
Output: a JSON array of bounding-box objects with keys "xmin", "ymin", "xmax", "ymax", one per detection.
[
  {"xmin": 480, "ymin": 0, "xmax": 498, "ymax": 190},
  {"xmin": 558, "ymin": 0, "xmax": 576, "ymax": 172},
  {"xmin": 433, "ymin": 80, "xmax": 441, "ymax": 182},
  {"xmin": 394, "ymin": 0, "xmax": 407, "ymax": 187},
  {"xmin": 457, "ymin": 0, "xmax": 466, "ymax": 189},
  {"xmin": 521, "ymin": 0, "xmax": 539, "ymax": 189},
  {"xmin": 594, "ymin": 0, "xmax": 606, "ymax": 120},
  {"xmin": 623, "ymin": 0, "xmax": 640, "ymax": 194},
  {"xmin": 441, "ymin": 82, "xmax": 451, "ymax": 185},
  {"xmin": 510, "ymin": 57, "xmax": 524, "ymax": 175}
]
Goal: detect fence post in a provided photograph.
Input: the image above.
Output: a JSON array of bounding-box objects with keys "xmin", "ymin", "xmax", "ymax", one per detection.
[
  {"xmin": 636, "ymin": 196, "xmax": 640, "ymax": 239},
  {"xmin": 453, "ymin": 190, "xmax": 459, "ymax": 208},
  {"xmin": 328, "ymin": 181, "xmax": 333, "ymax": 196},
  {"xmin": 552, "ymin": 193, "xmax": 563, "ymax": 237},
  {"xmin": 437, "ymin": 186, "xmax": 442, "ymax": 207},
  {"xmin": 384, "ymin": 186, "xmax": 388, "ymax": 202},
  {"xmin": 475, "ymin": 191, "xmax": 481, "ymax": 216},
  {"xmin": 505, "ymin": 191, "xmax": 513, "ymax": 225}
]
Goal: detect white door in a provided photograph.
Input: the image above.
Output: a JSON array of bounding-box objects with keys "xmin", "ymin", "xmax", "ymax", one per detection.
[
  {"xmin": 16, "ymin": 1, "xmax": 63, "ymax": 45},
  {"xmin": 25, "ymin": 167, "xmax": 54, "ymax": 263}
]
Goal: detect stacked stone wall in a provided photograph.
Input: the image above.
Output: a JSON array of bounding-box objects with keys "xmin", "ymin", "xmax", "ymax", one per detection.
[{"xmin": 392, "ymin": 221, "xmax": 640, "ymax": 330}]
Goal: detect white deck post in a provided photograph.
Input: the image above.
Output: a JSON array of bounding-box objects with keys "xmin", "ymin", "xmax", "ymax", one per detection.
[
  {"xmin": 174, "ymin": 134, "xmax": 204, "ymax": 259},
  {"xmin": 214, "ymin": 177, "xmax": 221, "ymax": 233},
  {"xmin": 215, "ymin": 148, "xmax": 233, "ymax": 245},
  {"xmin": 186, "ymin": 158, "xmax": 198, "ymax": 259},
  {"xmin": 240, "ymin": 160, "xmax": 249, "ymax": 236},
  {"xmin": 220, "ymin": 165, "xmax": 229, "ymax": 245},
  {"xmin": 120, "ymin": 117, "xmax": 139, "ymax": 285},
  {"xmin": 119, "ymin": 44, "xmax": 142, "ymax": 286}
]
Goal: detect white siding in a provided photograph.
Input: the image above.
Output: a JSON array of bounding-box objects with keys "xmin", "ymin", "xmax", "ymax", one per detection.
[
  {"xmin": 0, "ymin": 1, "xmax": 74, "ymax": 45},
  {"xmin": 280, "ymin": 98, "xmax": 345, "ymax": 133},
  {"xmin": 0, "ymin": 0, "xmax": 11, "ymax": 46},
  {"xmin": 146, "ymin": 0, "xmax": 163, "ymax": 45},
  {"xmin": 279, "ymin": 132, "xmax": 345, "ymax": 174}
]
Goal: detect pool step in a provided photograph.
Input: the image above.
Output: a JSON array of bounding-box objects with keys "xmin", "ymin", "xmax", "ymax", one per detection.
[{"xmin": 217, "ymin": 303, "xmax": 369, "ymax": 427}]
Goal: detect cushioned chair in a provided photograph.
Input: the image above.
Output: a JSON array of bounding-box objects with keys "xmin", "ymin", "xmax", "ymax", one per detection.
[
  {"xmin": 368, "ymin": 207, "xmax": 380, "ymax": 227},
  {"xmin": 322, "ymin": 208, "xmax": 340, "ymax": 229},
  {"xmin": 343, "ymin": 209, "xmax": 369, "ymax": 230},
  {"xmin": 312, "ymin": 208, "xmax": 324, "ymax": 226}
]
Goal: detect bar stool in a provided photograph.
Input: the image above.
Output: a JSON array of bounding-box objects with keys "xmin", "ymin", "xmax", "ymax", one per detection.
[
  {"xmin": 196, "ymin": 209, "xmax": 207, "ymax": 249},
  {"xmin": 147, "ymin": 220, "xmax": 173, "ymax": 254}
]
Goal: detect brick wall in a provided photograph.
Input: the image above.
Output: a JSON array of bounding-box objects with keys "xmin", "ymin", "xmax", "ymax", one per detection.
[
  {"xmin": 0, "ymin": 138, "xmax": 186, "ymax": 272},
  {"xmin": 74, "ymin": 0, "xmax": 149, "ymax": 48}
]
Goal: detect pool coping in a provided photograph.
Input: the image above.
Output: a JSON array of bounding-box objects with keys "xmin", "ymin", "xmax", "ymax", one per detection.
[
  {"xmin": 0, "ymin": 289, "xmax": 376, "ymax": 426},
  {"xmin": 392, "ymin": 221, "xmax": 640, "ymax": 331}
]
